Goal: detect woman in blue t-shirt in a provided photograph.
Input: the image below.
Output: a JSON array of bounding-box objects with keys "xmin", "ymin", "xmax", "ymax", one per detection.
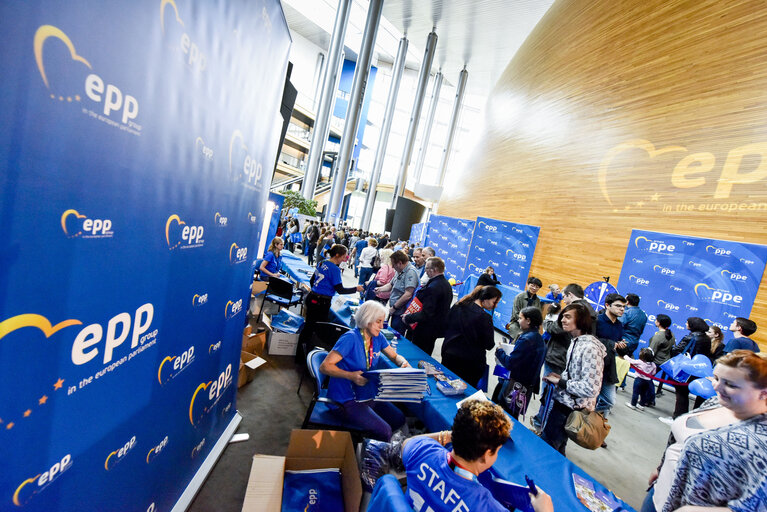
[
  {"xmin": 319, "ymin": 300, "xmax": 410, "ymax": 441},
  {"xmin": 296, "ymin": 244, "xmax": 363, "ymax": 362},
  {"xmin": 258, "ymin": 237, "xmax": 284, "ymax": 281},
  {"xmin": 402, "ymin": 399, "xmax": 554, "ymax": 512}
]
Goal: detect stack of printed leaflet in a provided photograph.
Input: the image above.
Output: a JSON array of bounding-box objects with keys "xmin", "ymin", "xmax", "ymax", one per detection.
[
  {"xmin": 356, "ymin": 368, "xmax": 428, "ymax": 403},
  {"xmin": 281, "ymin": 468, "xmax": 343, "ymax": 512}
]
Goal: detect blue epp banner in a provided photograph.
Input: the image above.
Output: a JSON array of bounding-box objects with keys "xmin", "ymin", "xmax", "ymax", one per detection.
[
  {"xmin": 409, "ymin": 222, "xmax": 427, "ymax": 246},
  {"xmin": 464, "ymin": 217, "xmax": 540, "ymax": 289},
  {"xmin": 618, "ymin": 230, "xmax": 767, "ymax": 341},
  {"xmin": 424, "ymin": 215, "xmax": 475, "ymax": 281},
  {"xmin": 0, "ymin": 2, "xmax": 290, "ymax": 511}
]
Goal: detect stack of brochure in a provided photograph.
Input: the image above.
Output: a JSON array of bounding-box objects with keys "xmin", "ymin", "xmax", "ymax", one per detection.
[{"xmin": 356, "ymin": 368, "xmax": 428, "ymax": 403}]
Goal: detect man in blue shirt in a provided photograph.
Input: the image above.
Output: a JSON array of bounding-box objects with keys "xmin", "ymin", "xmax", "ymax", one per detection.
[
  {"xmin": 617, "ymin": 293, "xmax": 648, "ymax": 390},
  {"xmin": 351, "ymin": 232, "xmax": 369, "ymax": 278},
  {"xmin": 595, "ymin": 293, "xmax": 626, "ymax": 425},
  {"xmin": 724, "ymin": 317, "xmax": 760, "ymax": 353}
]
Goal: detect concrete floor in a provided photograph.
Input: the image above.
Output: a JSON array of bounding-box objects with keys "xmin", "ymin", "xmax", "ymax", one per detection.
[{"xmin": 189, "ymin": 254, "xmax": 684, "ymax": 511}]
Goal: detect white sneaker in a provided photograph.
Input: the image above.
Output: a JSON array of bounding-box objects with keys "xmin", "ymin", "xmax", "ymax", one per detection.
[
  {"xmin": 636, "ymin": 404, "xmax": 645, "ymax": 411},
  {"xmin": 624, "ymin": 402, "xmax": 637, "ymax": 410},
  {"xmin": 658, "ymin": 416, "xmax": 674, "ymax": 425}
]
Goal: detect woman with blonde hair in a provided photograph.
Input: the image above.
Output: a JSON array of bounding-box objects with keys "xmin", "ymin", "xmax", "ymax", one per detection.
[{"xmin": 258, "ymin": 236, "xmax": 284, "ymax": 281}]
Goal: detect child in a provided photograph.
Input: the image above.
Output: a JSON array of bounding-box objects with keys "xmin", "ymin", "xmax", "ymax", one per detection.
[{"xmin": 623, "ymin": 348, "xmax": 657, "ymax": 411}]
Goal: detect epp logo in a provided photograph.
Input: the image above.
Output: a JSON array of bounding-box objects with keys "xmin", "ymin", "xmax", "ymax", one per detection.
[
  {"xmin": 694, "ymin": 283, "xmax": 743, "ymax": 306},
  {"xmin": 192, "ymin": 293, "xmax": 208, "ymax": 307},
  {"xmin": 669, "ymin": 285, "xmax": 683, "ymax": 292},
  {"xmin": 209, "ymin": 341, "xmax": 221, "ymax": 353},
  {"xmin": 505, "ymin": 249, "xmax": 526, "ymax": 261},
  {"xmin": 191, "ymin": 438, "xmax": 206, "ymax": 459},
  {"xmin": 478, "ymin": 221, "xmax": 497, "ymax": 232},
  {"xmin": 33, "ymin": 26, "xmax": 141, "ymax": 129},
  {"xmin": 740, "ymin": 257, "xmax": 755, "ymax": 265},
  {"xmin": 652, "ymin": 265, "xmax": 676, "ymax": 276},
  {"xmin": 685, "ymin": 304, "xmax": 699, "ymax": 311},
  {"xmin": 721, "ymin": 269, "xmax": 747, "ymax": 282},
  {"xmin": 672, "ymin": 323, "xmax": 686, "ymax": 330},
  {"xmin": 656, "ymin": 300, "xmax": 680, "ymax": 312},
  {"xmin": 13, "ymin": 454, "xmax": 72, "ymax": 507},
  {"xmin": 682, "ymin": 241, "xmax": 695, "ymax": 247},
  {"xmin": 476, "ymin": 246, "xmax": 486, "ymax": 253},
  {"xmin": 146, "ymin": 436, "xmax": 169, "ymax": 464},
  {"xmin": 195, "ymin": 137, "xmax": 213, "ymax": 159},
  {"xmin": 634, "ymin": 236, "xmax": 675, "ymax": 254},
  {"xmin": 488, "ymin": 240, "xmax": 498, "ymax": 246},
  {"xmin": 157, "ymin": 346, "xmax": 195, "ymax": 384},
  {"xmin": 688, "ymin": 261, "xmax": 702, "ymax": 268},
  {"xmin": 247, "ymin": 212, "xmax": 258, "ymax": 223},
  {"xmin": 705, "ymin": 245, "xmax": 731, "ymax": 257},
  {"xmin": 632, "ymin": 258, "xmax": 644, "ymax": 264},
  {"xmin": 512, "ymin": 227, "xmax": 524, "ymax": 234},
  {"xmin": 225, "ymin": 299, "xmax": 243, "ymax": 319},
  {"xmin": 723, "ymin": 312, "xmax": 738, "ymax": 319},
  {"xmin": 160, "ymin": 0, "xmax": 208, "ymax": 71},
  {"xmin": 229, "ymin": 130, "xmax": 263, "ymax": 189},
  {"xmin": 189, "ymin": 364, "xmax": 233, "ymax": 426},
  {"xmin": 511, "ymin": 271, "xmax": 521, "ymax": 277},
  {"xmin": 166, "ymin": 214, "xmax": 204, "ymax": 249},
  {"xmin": 628, "ymin": 275, "xmax": 650, "ymax": 286},
  {"xmin": 468, "ymin": 263, "xmax": 481, "ymax": 273},
  {"xmin": 61, "ymin": 209, "xmax": 113, "ymax": 238},
  {"xmin": 0, "ymin": 304, "xmax": 156, "ymax": 366},
  {"xmin": 105, "ymin": 436, "xmax": 136, "ymax": 471},
  {"xmin": 229, "ymin": 243, "xmax": 248, "ymax": 265},
  {"xmin": 214, "ymin": 212, "xmax": 228, "ymax": 227},
  {"xmin": 437, "ymin": 248, "xmax": 448, "ymax": 256}
]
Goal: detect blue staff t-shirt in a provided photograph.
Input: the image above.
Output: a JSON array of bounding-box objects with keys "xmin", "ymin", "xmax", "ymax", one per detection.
[
  {"xmin": 354, "ymin": 238, "xmax": 368, "ymax": 257},
  {"xmin": 327, "ymin": 329, "xmax": 390, "ymax": 403},
  {"xmin": 403, "ymin": 438, "xmax": 506, "ymax": 512},
  {"xmin": 259, "ymin": 251, "xmax": 282, "ymax": 281},
  {"xmin": 312, "ymin": 260, "xmax": 343, "ymax": 296}
]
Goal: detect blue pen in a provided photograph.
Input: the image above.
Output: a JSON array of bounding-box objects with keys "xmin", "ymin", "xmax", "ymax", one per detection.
[{"xmin": 525, "ymin": 475, "xmax": 538, "ymax": 496}]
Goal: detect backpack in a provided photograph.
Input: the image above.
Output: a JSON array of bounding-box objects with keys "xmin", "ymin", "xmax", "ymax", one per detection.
[{"xmin": 371, "ymin": 251, "xmax": 381, "ymax": 271}]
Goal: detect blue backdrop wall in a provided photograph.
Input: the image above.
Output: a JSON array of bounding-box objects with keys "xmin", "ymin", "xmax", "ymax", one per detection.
[
  {"xmin": 424, "ymin": 215, "xmax": 475, "ymax": 281},
  {"xmin": 618, "ymin": 230, "xmax": 767, "ymax": 340},
  {"xmin": 0, "ymin": 1, "xmax": 290, "ymax": 511},
  {"xmin": 464, "ymin": 217, "xmax": 540, "ymax": 289}
]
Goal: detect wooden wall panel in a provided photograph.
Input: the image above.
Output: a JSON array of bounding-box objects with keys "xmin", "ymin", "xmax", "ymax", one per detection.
[{"xmin": 439, "ymin": 0, "xmax": 767, "ymax": 349}]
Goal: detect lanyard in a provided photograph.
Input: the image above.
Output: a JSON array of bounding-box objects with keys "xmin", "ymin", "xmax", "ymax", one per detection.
[
  {"xmin": 447, "ymin": 454, "xmax": 478, "ymax": 483},
  {"xmin": 362, "ymin": 332, "xmax": 374, "ymax": 370}
]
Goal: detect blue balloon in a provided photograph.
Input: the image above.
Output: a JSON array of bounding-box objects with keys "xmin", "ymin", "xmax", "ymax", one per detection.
[
  {"xmin": 661, "ymin": 354, "xmax": 691, "ymax": 381},
  {"xmin": 683, "ymin": 354, "xmax": 714, "ymax": 378},
  {"xmin": 689, "ymin": 377, "xmax": 716, "ymax": 399}
]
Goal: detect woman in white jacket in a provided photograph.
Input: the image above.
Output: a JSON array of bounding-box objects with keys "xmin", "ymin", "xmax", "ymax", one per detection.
[{"xmin": 540, "ymin": 302, "xmax": 606, "ymax": 455}]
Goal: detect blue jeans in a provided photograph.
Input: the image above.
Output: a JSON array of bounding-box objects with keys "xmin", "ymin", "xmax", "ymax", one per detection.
[
  {"xmin": 640, "ymin": 486, "xmax": 657, "ymax": 512},
  {"xmin": 595, "ymin": 382, "xmax": 616, "ymax": 416},
  {"xmin": 540, "ymin": 400, "xmax": 572, "ymax": 455},
  {"xmin": 334, "ymin": 400, "xmax": 405, "ymax": 442},
  {"xmin": 632, "ymin": 378, "xmax": 654, "ymax": 406},
  {"xmin": 358, "ymin": 267, "xmax": 374, "ymax": 286}
]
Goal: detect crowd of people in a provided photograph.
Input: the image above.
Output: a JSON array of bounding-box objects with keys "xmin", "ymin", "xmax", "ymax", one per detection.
[{"xmin": 267, "ymin": 212, "xmax": 765, "ymax": 512}]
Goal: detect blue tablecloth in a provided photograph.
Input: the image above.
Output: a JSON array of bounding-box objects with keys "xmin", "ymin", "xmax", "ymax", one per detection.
[
  {"xmin": 281, "ymin": 256, "xmax": 315, "ymax": 285},
  {"xmin": 380, "ymin": 337, "xmax": 635, "ymax": 512}
]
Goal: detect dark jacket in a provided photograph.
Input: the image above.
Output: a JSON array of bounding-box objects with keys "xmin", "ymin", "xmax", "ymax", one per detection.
[
  {"xmin": 596, "ymin": 312, "xmax": 623, "ymax": 385},
  {"xmin": 407, "ymin": 274, "xmax": 453, "ymax": 339},
  {"xmin": 442, "ymin": 302, "xmax": 495, "ymax": 365},
  {"xmin": 495, "ymin": 329, "xmax": 546, "ymax": 394},
  {"xmin": 477, "ymin": 273, "xmax": 499, "ymax": 287},
  {"xmin": 542, "ymin": 317, "xmax": 572, "ymax": 374},
  {"xmin": 673, "ymin": 332, "xmax": 712, "ymax": 361}
]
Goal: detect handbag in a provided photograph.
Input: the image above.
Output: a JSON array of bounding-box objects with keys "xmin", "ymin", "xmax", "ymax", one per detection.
[
  {"xmin": 564, "ymin": 409, "xmax": 611, "ymax": 449},
  {"xmin": 499, "ymin": 378, "xmax": 530, "ymax": 418}
]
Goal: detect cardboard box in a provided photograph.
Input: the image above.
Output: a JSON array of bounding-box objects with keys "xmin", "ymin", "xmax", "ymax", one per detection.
[
  {"xmin": 251, "ymin": 280, "xmax": 268, "ymax": 296},
  {"xmin": 238, "ymin": 351, "xmax": 266, "ymax": 387},
  {"xmin": 267, "ymin": 331, "xmax": 299, "ymax": 356},
  {"xmin": 242, "ymin": 331, "xmax": 266, "ymax": 356},
  {"xmin": 242, "ymin": 430, "xmax": 362, "ymax": 512}
]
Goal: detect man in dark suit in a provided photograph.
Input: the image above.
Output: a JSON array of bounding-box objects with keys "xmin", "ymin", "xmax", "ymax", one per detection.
[{"xmin": 401, "ymin": 257, "xmax": 453, "ymax": 357}]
